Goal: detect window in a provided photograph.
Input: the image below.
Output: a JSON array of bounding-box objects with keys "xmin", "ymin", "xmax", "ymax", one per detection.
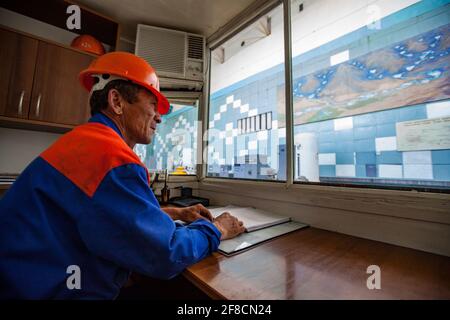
[
  {"xmin": 207, "ymin": 3, "xmax": 286, "ymax": 181},
  {"xmin": 135, "ymin": 102, "xmax": 199, "ymax": 174},
  {"xmin": 289, "ymin": 0, "xmax": 450, "ymax": 189},
  {"xmin": 238, "ymin": 112, "xmax": 272, "ymax": 134}
]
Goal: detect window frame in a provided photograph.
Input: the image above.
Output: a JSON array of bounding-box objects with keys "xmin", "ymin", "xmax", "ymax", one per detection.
[
  {"xmin": 146, "ymin": 91, "xmax": 201, "ymax": 178},
  {"xmin": 201, "ymin": 0, "xmax": 450, "ymax": 194},
  {"xmin": 204, "ymin": 0, "xmax": 287, "ymax": 183}
]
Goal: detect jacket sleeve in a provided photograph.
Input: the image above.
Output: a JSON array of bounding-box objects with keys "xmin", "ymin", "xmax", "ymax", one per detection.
[{"xmin": 76, "ymin": 163, "xmax": 221, "ymax": 279}]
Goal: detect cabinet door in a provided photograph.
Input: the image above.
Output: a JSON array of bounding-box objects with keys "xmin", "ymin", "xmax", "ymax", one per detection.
[
  {"xmin": 0, "ymin": 28, "xmax": 38, "ymax": 119},
  {"xmin": 29, "ymin": 42, "xmax": 94, "ymax": 125}
]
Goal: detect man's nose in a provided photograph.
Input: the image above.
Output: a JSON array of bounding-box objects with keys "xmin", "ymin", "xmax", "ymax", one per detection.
[{"xmin": 155, "ymin": 113, "xmax": 162, "ymax": 123}]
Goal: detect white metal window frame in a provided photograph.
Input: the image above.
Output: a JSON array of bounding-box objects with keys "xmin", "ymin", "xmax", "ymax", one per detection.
[
  {"xmin": 193, "ymin": 0, "xmax": 450, "ymax": 257},
  {"xmin": 202, "ymin": 0, "xmax": 287, "ymax": 184},
  {"xmin": 199, "ymin": 0, "xmax": 449, "ymax": 195}
]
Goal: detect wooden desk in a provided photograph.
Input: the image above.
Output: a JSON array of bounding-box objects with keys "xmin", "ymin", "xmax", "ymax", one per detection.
[{"xmin": 183, "ymin": 227, "xmax": 450, "ymax": 299}]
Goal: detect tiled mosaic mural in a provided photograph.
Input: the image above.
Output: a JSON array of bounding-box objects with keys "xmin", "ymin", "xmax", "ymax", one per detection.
[{"xmin": 207, "ymin": 1, "xmax": 450, "ymax": 185}]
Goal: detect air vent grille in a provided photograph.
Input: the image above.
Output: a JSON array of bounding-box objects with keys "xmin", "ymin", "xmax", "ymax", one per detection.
[
  {"xmin": 187, "ymin": 35, "xmax": 204, "ymax": 60},
  {"xmin": 136, "ymin": 26, "xmax": 186, "ymax": 75}
]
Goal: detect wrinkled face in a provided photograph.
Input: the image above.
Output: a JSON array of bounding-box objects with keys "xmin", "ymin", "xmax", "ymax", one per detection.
[{"xmin": 122, "ymin": 89, "xmax": 161, "ymax": 145}]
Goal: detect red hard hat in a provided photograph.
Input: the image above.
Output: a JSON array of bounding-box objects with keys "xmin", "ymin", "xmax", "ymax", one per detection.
[
  {"xmin": 79, "ymin": 52, "xmax": 170, "ymax": 115},
  {"xmin": 71, "ymin": 34, "xmax": 105, "ymax": 56}
]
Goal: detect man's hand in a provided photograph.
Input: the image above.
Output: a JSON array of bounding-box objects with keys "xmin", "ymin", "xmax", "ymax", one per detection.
[
  {"xmin": 213, "ymin": 212, "xmax": 245, "ymax": 240},
  {"xmin": 179, "ymin": 204, "xmax": 214, "ymax": 223},
  {"xmin": 162, "ymin": 204, "xmax": 213, "ymax": 223}
]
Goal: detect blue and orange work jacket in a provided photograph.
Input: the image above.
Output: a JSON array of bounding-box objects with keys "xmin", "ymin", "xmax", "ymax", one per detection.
[{"xmin": 0, "ymin": 113, "xmax": 221, "ymax": 299}]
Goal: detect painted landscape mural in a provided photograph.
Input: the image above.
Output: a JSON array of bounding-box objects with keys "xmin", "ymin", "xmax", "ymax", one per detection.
[{"xmin": 279, "ymin": 23, "xmax": 450, "ymax": 125}]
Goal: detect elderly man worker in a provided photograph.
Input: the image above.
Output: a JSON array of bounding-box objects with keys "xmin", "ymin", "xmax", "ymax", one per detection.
[{"xmin": 0, "ymin": 52, "xmax": 245, "ymax": 299}]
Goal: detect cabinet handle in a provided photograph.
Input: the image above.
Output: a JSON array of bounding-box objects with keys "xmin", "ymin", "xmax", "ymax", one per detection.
[
  {"xmin": 18, "ymin": 90, "xmax": 25, "ymax": 115},
  {"xmin": 35, "ymin": 94, "xmax": 41, "ymax": 117}
]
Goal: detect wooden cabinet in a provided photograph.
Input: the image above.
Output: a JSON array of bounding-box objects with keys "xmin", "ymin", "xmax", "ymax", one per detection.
[
  {"xmin": 0, "ymin": 27, "xmax": 95, "ymax": 131},
  {"xmin": 29, "ymin": 42, "xmax": 94, "ymax": 125},
  {"xmin": 0, "ymin": 28, "xmax": 38, "ymax": 119}
]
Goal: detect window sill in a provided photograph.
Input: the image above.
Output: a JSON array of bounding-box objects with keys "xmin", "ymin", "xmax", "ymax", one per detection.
[
  {"xmin": 167, "ymin": 175, "xmax": 198, "ymax": 183},
  {"xmin": 289, "ymin": 181, "xmax": 449, "ymax": 199},
  {"xmin": 200, "ymin": 177, "xmax": 450, "ymax": 223},
  {"xmin": 201, "ymin": 176, "xmax": 449, "ymax": 199},
  {"xmin": 199, "ymin": 177, "xmax": 450, "ymax": 256}
]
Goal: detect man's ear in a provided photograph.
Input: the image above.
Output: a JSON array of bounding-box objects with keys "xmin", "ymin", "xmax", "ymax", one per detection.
[{"xmin": 107, "ymin": 89, "xmax": 123, "ymax": 115}]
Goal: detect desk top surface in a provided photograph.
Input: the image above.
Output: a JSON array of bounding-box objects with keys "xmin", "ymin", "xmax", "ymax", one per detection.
[{"xmin": 183, "ymin": 227, "xmax": 450, "ymax": 299}]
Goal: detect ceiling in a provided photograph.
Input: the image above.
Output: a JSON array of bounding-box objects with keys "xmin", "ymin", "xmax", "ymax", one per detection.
[{"xmin": 73, "ymin": 0, "xmax": 256, "ymax": 43}]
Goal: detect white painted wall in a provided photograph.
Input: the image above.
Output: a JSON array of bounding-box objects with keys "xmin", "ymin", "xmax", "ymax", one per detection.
[
  {"xmin": 290, "ymin": 0, "xmax": 419, "ymax": 59},
  {"xmin": 210, "ymin": 0, "xmax": 419, "ymax": 93},
  {"xmin": 0, "ymin": 128, "xmax": 60, "ymax": 173},
  {"xmin": 211, "ymin": 4, "xmax": 284, "ymax": 94}
]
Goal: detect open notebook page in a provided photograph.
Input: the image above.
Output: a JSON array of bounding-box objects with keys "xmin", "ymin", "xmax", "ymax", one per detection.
[{"xmin": 209, "ymin": 205, "xmax": 291, "ymax": 232}]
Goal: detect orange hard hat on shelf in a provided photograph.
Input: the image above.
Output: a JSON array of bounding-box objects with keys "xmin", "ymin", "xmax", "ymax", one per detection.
[
  {"xmin": 71, "ymin": 34, "xmax": 105, "ymax": 56},
  {"xmin": 79, "ymin": 51, "xmax": 170, "ymax": 115}
]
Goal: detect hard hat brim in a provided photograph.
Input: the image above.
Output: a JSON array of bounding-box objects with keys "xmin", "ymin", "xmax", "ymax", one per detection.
[{"xmin": 79, "ymin": 69, "xmax": 170, "ymax": 115}]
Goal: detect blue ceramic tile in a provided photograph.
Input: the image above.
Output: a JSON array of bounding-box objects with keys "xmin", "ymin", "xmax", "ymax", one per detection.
[
  {"xmin": 376, "ymin": 151, "xmax": 403, "ymax": 164},
  {"xmin": 354, "ymin": 113, "xmax": 376, "ymax": 127},
  {"xmin": 395, "ymin": 105, "xmax": 427, "ymax": 122},
  {"xmin": 336, "ymin": 152, "xmax": 355, "ymax": 164},
  {"xmin": 319, "ymin": 131, "xmax": 335, "ymax": 143},
  {"xmin": 354, "ymin": 126, "xmax": 376, "ymax": 139},
  {"xmin": 355, "ymin": 152, "xmax": 376, "ymax": 165},
  {"xmin": 319, "ymin": 165, "xmax": 336, "ymax": 177},
  {"xmin": 376, "ymin": 109, "xmax": 397, "ymax": 124},
  {"xmin": 318, "ymin": 120, "xmax": 334, "ymax": 132},
  {"xmin": 319, "ymin": 142, "xmax": 336, "ymax": 153},
  {"xmin": 433, "ymin": 165, "xmax": 450, "ymax": 181},
  {"xmin": 300, "ymin": 122, "xmax": 320, "ymax": 133},
  {"xmin": 277, "ymin": 74, "xmax": 285, "ymax": 84},
  {"xmin": 259, "ymin": 105, "xmax": 271, "ymax": 114},
  {"xmin": 258, "ymin": 96, "xmax": 268, "ymax": 107},
  {"xmin": 356, "ymin": 165, "xmax": 366, "ymax": 177},
  {"xmin": 258, "ymin": 79, "xmax": 268, "ymax": 90},
  {"xmin": 366, "ymin": 164, "xmax": 377, "ymax": 177},
  {"xmin": 335, "ymin": 141, "xmax": 354, "ymax": 153},
  {"xmin": 354, "ymin": 139, "xmax": 376, "ymax": 152},
  {"xmin": 376, "ymin": 123, "xmax": 396, "ymax": 137},
  {"xmin": 335, "ymin": 129, "xmax": 354, "ymax": 142},
  {"xmin": 431, "ymin": 150, "xmax": 450, "ymax": 165}
]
